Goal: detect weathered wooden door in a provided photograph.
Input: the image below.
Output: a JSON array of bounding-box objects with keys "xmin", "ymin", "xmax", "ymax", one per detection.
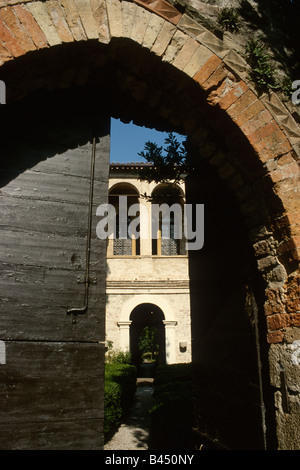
[{"xmin": 0, "ymin": 113, "xmax": 110, "ymax": 449}]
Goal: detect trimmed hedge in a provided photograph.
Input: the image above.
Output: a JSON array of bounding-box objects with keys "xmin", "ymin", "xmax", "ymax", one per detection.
[
  {"xmin": 149, "ymin": 363, "xmax": 194, "ymax": 450},
  {"xmin": 104, "ymin": 363, "xmax": 137, "ymax": 440},
  {"xmin": 154, "ymin": 363, "xmax": 193, "ymax": 386}
]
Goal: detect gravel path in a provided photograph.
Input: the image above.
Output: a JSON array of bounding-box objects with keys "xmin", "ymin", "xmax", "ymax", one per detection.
[{"xmin": 104, "ymin": 379, "xmax": 154, "ymax": 451}]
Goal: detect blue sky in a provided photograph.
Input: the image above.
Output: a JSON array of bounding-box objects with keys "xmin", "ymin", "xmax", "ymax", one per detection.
[{"xmin": 110, "ymin": 118, "xmax": 185, "ymax": 163}]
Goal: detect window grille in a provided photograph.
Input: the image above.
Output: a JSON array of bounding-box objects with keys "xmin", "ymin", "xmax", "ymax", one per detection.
[{"xmin": 113, "ymin": 238, "xmax": 133, "ymax": 256}]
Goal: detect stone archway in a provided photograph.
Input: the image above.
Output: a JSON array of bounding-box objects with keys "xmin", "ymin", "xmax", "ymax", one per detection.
[
  {"xmin": 117, "ymin": 294, "xmax": 178, "ymax": 366},
  {"xmin": 129, "ymin": 302, "xmax": 166, "ymax": 369},
  {"xmin": 0, "ymin": 0, "xmax": 299, "ymax": 450}
]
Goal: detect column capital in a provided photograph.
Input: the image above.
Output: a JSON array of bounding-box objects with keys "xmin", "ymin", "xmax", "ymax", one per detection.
[
  {"xmin": 163, "ymin": 320, "xmax": 177, "ymax": 327},
  {"xmin": 117, "ymin": 321, "xmax": 132, "ymax": 328}
]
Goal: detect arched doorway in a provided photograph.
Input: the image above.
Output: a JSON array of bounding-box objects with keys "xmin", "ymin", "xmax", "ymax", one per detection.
[{"xmin": 129, "ymin": 303, "xmax": 166, "ymax": 369}]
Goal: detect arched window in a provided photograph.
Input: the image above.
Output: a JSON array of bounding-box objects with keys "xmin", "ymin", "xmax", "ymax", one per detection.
[
  {"xmin": 151, "ymin": 184, "xmax": 186, "ymax": 256},
  {"xmin": 108, "ymin": 183, "xmax": 140, "ymax": 256}
]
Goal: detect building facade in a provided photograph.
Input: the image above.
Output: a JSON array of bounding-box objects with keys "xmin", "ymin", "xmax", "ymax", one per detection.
[{"xmin": 105, "ymin": 163, "xmax": 192, "ymax": 366}]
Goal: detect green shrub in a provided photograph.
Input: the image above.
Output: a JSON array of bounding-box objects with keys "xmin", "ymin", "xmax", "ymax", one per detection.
[
  {"xmin": 106, "ymin": 348, "xmax": 132, "ymax": 364},
  {"xmin": 153, "ymin": 363, "xmax": 193, "ymax": 387},
  {"xmin": 149, "ymin": 363, "xmax": 194, "ymax": 450},
  {"xmin": 105, "ymin": 339, "xmax": 132, "ymax": 364},
  {"xmin": 104, "ymin": 380, "xmax": 122, "ymax": 435},
  {"xmin": 104, "ymin": 363, "xmax": 137, "ymax": 440},
  {"xmin": 245, "ymin": 38, "xmax": 279, "ymax": 93},
  {"xmin": 281, "ymin": 76, "xmax": 294, "ymax": 98},
  {"xmin": 218, "ymin": 7, "xmax": 241, "ymax": 33},
  {"xmin": 106, "ymin": 363, "xmax": 137, "ymax": 406}
]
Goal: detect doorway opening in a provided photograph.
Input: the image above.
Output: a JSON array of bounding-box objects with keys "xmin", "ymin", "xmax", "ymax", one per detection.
[{"xmin": 129, "ymin": 303, "xmax": 166, "ymax": 371}]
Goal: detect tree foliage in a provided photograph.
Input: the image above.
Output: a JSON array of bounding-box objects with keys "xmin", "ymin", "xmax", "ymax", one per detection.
[
  {"xmin": 138, "ymin": 133, "xmax": 196, "ymax": 186},
  {"xmin": 138, "ymin": 326, "xmax": 159, "ymax": 358}
]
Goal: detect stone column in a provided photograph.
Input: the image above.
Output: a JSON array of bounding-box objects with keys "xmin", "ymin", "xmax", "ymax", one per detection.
[
  {"xmin": 163, "ymin": 320, "xmax": 177, "ymax": 364},
  {"xmin": 107, "ymin": 238, "xmax": 114, "ymax": 257},
  {"xmin": 139, "ymin": 199, "xmax": 152, "ymax": 256},
  {"xmin": 117, "ymin": 321, "xmax": 132, "ymax": 351}
]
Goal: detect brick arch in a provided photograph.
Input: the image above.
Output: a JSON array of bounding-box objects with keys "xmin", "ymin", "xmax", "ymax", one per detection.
[{"xmin": 0, "ymin": 2, "xmax": 298, "ymax": 346}]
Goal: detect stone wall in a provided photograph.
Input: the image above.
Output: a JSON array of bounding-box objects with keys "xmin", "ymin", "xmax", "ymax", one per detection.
[{"xmin": 106, "ymin": 291, "xmax": 192, "ymax": 363}]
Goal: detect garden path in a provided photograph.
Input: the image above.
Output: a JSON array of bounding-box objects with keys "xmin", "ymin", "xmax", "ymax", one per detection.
[{"xmin": 104, "ymin": 378, "xmax": 154, "ymax": 451}]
